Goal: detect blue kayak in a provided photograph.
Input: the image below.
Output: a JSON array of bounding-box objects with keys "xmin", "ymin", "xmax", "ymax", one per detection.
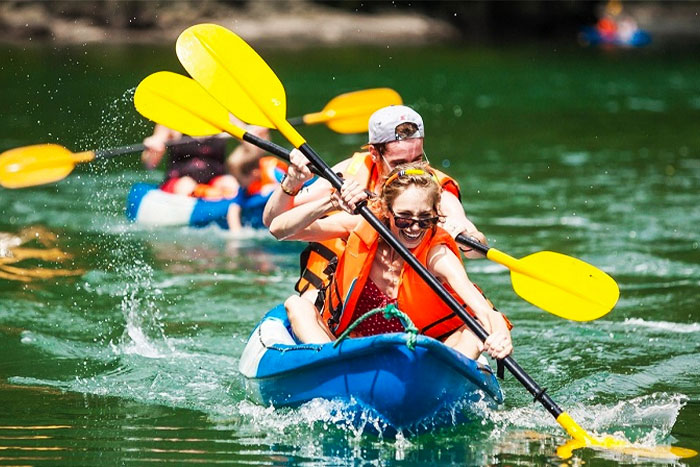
[
  {"xmin": 239, "ymin": 304, "xmax": 503, "ymax": 431},
  {"xmin": 125, "ymin": 183, "xmax": 270, "ymax": 229}
]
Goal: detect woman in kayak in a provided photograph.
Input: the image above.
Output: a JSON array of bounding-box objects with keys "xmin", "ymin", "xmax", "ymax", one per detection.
[
  {"xmin": 141, "ymin": 124, "xmax": 240, "ymax": 198},
  {"xmin": 269, "ymin": 162, "xmax": 513, "ymax": 361}
]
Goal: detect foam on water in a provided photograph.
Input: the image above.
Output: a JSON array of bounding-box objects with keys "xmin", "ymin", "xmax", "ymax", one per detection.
[{"xmin": 622, "ymin": 318, "xmax": 700, "ymax": 334}]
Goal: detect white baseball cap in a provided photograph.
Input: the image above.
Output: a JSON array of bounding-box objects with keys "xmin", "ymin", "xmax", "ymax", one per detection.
[{"xmin": 368, "ymin": 105, "xmax": 424, "ymax": 144}]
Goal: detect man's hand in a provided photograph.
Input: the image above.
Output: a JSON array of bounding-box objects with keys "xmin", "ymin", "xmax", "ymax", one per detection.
[
  {"xmin": 440, "ymin": 218, "xmax": 487, "ymax": 255},
  {"xmin": 141, "ymin": 135, "xmax": 167, "ymax": 169},
  {"xmin": 333, "ymin": 179, "xmax": 368, "ymax": 214},
  {"xmin": 281, "ymin": 149, "xmax": 314, "ymax": 195}
]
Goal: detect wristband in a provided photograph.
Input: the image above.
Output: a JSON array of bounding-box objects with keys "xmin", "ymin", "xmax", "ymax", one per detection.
[{"xmin": 280, "ymin": 174, "xmax": 301, "ymax": 196}]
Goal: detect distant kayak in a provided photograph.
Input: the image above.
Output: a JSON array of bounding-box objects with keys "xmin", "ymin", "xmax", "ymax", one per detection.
[
  {"xmin": 239, "ymin": 305, "xmax": 503, "ymax": 432},
  {"xmin": 579, "ymin": 25, "xmax": 651, "ymax": 48},
  {"xmin": 125, "ymin": 183, "xmax": 271, "ymax": 230}
]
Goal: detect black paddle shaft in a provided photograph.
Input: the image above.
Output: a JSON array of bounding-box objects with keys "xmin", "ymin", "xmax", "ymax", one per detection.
[
  {"xmin": 94, "ymin": 142, "xmax": 150, "ymax": 159},
  {"xmin": 243, "ymin": 133, "xmax": 321, "ymax": 176},
  {"xmin": 92, "ymin": 137, "xmax": 200, "ymax": 160},
  {"xmin": 298, "ymin": 142, "xmax": 565, "ymax": 419},
  {"xmin": 93, "ymin": 134, "xmax": 321, "ymax": 177},
  {"xmin": 456, "ymin": 233, "xmax": 490, "ymax": 255}
]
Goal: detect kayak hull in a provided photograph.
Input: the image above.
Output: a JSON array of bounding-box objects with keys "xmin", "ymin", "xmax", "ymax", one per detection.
[
  {"xmin": 239, "ymin": 305, "xmax": 503, "ymax": 431},
  {"xmin": 125, "ymin": 183, "xmax": 270, "ymax": 229}
]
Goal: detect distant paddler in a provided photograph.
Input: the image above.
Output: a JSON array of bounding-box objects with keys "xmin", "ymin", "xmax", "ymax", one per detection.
[
  {"xmin": 131, "ymin": 78, "xmax": 405, "ymax": 231},
  {"xmin": 139, "ymin": 121, "xmax": 285, "ymax": 231}
]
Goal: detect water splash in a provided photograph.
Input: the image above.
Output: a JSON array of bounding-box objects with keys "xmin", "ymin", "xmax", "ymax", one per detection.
[
  {"xmin": 111, "ymin": 257, "xmax": 172, "ymax": 359},
  {"xmin": 487, "ymin": 392, "xmax": 688, "ymax": 448}
]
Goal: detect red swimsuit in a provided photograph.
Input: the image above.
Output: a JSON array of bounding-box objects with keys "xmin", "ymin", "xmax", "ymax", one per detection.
[{"xmin": 348, "ymin": 279, "xmax": 405, "ymax": 337}]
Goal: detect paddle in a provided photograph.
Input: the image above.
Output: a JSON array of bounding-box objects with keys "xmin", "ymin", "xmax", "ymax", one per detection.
[
  {"xmin": 0, "ymin": 141, "xmax": 159, "ymax": 189},
  {"xmin": 134, "ymin": 71, "xmax": 317, "ymax": 173},
  {"xmin": 134, "ymin": 70, "xmax": 617, "ymax": 323},
  {"xmin": 288, "ymin": 87, "xmax": 402, "ymax": 133},
  {"xmin": 456, "ymin": 234, "xmax": 619, "ymax": 321},
  {"xmin": 0, "ymin": 87, "xmax": 397, "ymax": 189},
  {"xmin": 176, "ymin": 23, "xmax": 696, "ymax": 461}
]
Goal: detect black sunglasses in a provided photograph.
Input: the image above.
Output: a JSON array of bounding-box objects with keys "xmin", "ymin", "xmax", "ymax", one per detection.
[{"xmin": 392, "ymin": 214, "xmax": 439, "ymax": 230}]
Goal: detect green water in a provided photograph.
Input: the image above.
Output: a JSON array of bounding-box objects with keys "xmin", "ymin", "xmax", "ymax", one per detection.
[{"xmin": 1, "ymin": 40, "xmax": 699, "ymax": 465}]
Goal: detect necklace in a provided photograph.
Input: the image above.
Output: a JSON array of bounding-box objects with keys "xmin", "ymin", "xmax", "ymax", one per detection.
[{"xmin": 381, "ymin": 242, "xmax": 402, "ymax": 280}]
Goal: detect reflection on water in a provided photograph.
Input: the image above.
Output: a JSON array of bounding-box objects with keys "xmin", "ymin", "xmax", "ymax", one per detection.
[
  {"xmin": 0, "ymin": 226, "xmax": 83, "ymax": 281},
  {"xmin": 145, "ymin": 228, "xmax": 282, "ymax": 275}
]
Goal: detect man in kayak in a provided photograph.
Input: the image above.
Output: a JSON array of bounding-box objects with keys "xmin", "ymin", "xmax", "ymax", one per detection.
[
  {"xmin": 269, "ymin": 162, "xmax": 512, "ymax": 360},
  {"xmin": 263, "ymin": 105, "xmax": 486, "ymax": 308},
  {"xmin": 263, "ymin": 105, "xmax": 483, "ymax": 248},
  {"xmin": 225, "ymin": 138, "xmax": 289, "ymax": 230}
]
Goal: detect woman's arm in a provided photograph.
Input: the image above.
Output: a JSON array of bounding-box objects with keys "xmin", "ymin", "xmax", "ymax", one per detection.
[
  {"xmin": 141, "ymin": 124, "xmax": 180, "ymax": 169},
  {"xmin": 427, "ymin": 244, "xmax": 512, "ymax": 359}
]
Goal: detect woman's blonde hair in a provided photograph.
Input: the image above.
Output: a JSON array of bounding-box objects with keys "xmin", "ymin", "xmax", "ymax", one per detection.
[{"xmin": 374, "ymin": 162, "xmax": 441, "ymax": 219}]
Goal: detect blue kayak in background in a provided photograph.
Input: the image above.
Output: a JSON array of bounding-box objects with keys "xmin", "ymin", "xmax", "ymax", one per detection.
[
  {"xmin": 239, "ymin": 305, "xmax": 503, "ymax": 432},
  {"xmin": 125, "ymin": 183, "xmax": 270, "ymax": 230}
]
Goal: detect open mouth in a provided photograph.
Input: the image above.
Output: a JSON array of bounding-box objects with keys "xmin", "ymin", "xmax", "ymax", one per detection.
[{"xmin": 400, "ymin": 229, "xmax": 424, "ymax": 243}]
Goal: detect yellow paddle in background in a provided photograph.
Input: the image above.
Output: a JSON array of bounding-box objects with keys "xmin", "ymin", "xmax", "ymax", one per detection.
[
  {"xmin": 288, "ymin": 87, "xmax": 402, "ymax": 133},
  {"xmin": 0, "ymin": 87, "xmax": 400, "ymax": 189},
  {"xmin": 0, "ymin": 142, "xmax": 150, "ymax": 189},
  {"xmin": 135, "ymin": 70, "xmax": 615, "ymax": 323},
  {"xmin": 175, "ymin": 22, "xmax": 696, "ymax": 461},
  {"xmin": 134, "ymin": 71, "xmax": 318, "ymax": 177}
]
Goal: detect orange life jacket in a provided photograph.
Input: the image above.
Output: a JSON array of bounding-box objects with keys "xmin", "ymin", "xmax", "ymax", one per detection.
[
  {"xmin": 246, "ymin": 156, "xmax": 287, "ymax": 196},
  {"xmin": 191, "ymin": 157, "xmax": 286, "ymax": 200},
  {"xmin": 295, "ymin": 152, "xmax": 462, "ymax": 304},
  {"xmin": 191, "ymin": 180, "xmax": 236, "ymax": 200},
  {"xmin": 322, "ymin": 220, "xmax": 472, "ymax": 341}
]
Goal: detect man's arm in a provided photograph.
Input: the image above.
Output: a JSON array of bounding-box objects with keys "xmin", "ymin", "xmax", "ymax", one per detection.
[
  {"xmin": 262, "ymin": 155, "xmax": 351, "ymax": 227},
  {"xmin": 439, "ymin": 191, "xmax": 487, "ymax": 259}
]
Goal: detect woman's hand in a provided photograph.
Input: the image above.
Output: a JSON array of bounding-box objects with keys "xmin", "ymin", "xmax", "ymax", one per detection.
[
  {"xmin": 482, "ymin": 330, "xmax": 512, "ymax": 360},
  {"xmin": 141, "ymin": 125, "xmax": 179, "ymax": 169},
  {"xmin": 141, "ymin": 134, "xmax": 167, "ymax": 169}
]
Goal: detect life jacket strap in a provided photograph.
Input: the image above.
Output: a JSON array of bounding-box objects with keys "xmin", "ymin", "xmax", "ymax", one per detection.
[{"xmin": 294, "ymin": 242, "xmax": 339, "ymax": 294}]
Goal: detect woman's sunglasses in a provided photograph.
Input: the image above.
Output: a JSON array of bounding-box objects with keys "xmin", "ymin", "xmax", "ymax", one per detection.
[{"xmin": 392, "ymin": 215, "xmax": 439, "ymax": 230}]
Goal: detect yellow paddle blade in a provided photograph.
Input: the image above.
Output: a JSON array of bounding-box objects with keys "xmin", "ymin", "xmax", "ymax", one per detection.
[
  {"xmin": 176, "ymin": 24, "xmax": 286, "ymax": 131},
  {"xmin": 487, "ymin": 249, "xmax": 619, "ymax": 321},
  {"xmin": 556, "ymin": 412, "xmax": 697, "ymax": 460},
  {"xmin": 304, "ymin": 88, "xmax": 403, "ymax": 134},
  {"xmin": 134, "ymin": 71, "xmax": 239, "ymax": 138},
  {"xmin": 0, "ymin": 144, "xmax": 91, "ymax": 189}
]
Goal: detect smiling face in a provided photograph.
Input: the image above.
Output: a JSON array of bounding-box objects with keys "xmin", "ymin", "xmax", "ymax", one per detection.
[{"xmin": 386, "ymin": 185, "xmax": 438, "ymax": 249}]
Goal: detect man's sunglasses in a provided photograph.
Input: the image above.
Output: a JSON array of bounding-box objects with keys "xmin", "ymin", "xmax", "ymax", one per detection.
[{"xmin": 392, "ymin": 215, "xmax": 439, "ymax": 230}]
